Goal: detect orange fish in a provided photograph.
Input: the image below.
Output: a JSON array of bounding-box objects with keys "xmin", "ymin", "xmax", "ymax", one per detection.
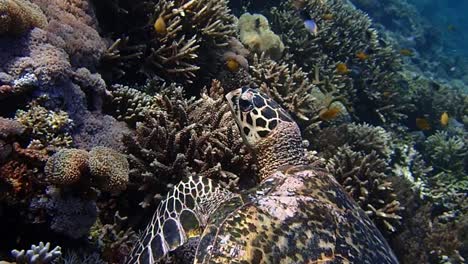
[
  {"xmin": 356, "ymin": 51, "xmax": 369, "ymax": 60},
  {"xmin": 336, "ymin": 63, "xmax": 349, "ymax": 74},
  {"xmin": 226, "ymin": 58, "xmax": 240, "ymax": 72},
  {"xmin": 322, "ymin": 13, "xmax": 334, "ymax": 20},
  {"xmin": 416, "ymin": 118, "xmax": 431, "ymax": 130},
  {"xmin": 154, "ymin": 16, "xmax": 167, "ymax": 35},
  {"xmin": 399, "ymin": 49, "xmax": 413, "ymax": 56},
  {"xmin": 319, "ymin": 107, "xmax": 341, "ymax": 121},
  {"xmin": 440, "ymin": 112, "xmax": 449, "ymax": 126}
]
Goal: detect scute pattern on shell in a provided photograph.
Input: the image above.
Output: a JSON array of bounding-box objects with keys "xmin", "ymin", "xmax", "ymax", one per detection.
[{"xmin": 196, "ymin": 168, "xmax": 398, "ymax": 263}]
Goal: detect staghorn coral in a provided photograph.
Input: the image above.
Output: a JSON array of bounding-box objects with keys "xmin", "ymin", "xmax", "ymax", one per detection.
[
  {"xmin": 424, "ymin": 131, "xmax": 467, "ymax": 176},
  {"xmin": 267, "ymin": 0, "xmax": 409, "ymax": 126},
  {"xmin": 118, "ymin": 80, "xmax": 255, "ymax": 208},
  {"xmin": 249, "ymin": 53, "xmax": 324, "ymax": 130},
  {"xmin": 238, "ymin": 13, "xmax": 285, "ymax": 60},
  {"xmin": 96, "ymin": 0, "xmax": 237, "ymax": 84},
  {"xmin": 0, "ymin": 0, "xmax": 47, "ymax": 35},
  {"xmin": 108, "ymin": 84, "xmax": 157, "ymax": 126},
  {"xmin": 88, "ymin": 146, "xmax": 129, "ymax": 193},
  {"xmin": 44, "ymin": 148, "xmax": 89, "ymax": 186},
  {"xmin": 9, "ymin": 242, "xmax": 61, "ymax": 264},
  {"xmin": 15, "ymin": 100, "xmax": 73, "ymax": 149},
  {"xmin": 327, "ymin": 146, "xmax": 402, "ymax": 233}
]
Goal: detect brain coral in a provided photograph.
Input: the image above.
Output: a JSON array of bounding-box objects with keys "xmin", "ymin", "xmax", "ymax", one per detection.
[
  {"xmin": 88, "ymin": 146, "xmax": 129, "ymax": 192},
  {"xmin": 0, "ymin": 0, "xmax": 47, "ymax": 35},
  {"xmin": 44, "ymin": 148, "xmax": 89, "ymax": 185}
]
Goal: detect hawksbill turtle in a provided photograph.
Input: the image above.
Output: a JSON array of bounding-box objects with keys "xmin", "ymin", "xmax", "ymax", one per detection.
[{"xmin": 126, "ymin": 87, "xmax": 399, "ymax": 264}]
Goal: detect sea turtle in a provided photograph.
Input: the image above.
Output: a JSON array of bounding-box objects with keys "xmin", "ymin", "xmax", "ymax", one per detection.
[{"xmin": 126, "ymin": 87, "xmax": 399, "ymax": 264}]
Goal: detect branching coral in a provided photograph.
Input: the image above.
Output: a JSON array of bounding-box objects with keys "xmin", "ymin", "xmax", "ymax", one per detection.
[
  {"xmin": 0, "ymin": 0, "xmax": 47, "ymax": 35},
  {"xmin": 116, "ymin": 80, "xmax": 255, "ymax": 208},
  {"xmin": 15, "ymin": 100, "xmax": 74, "ymax": 149},
  {"xmin": 89, "ymin": 211, "xmax": 138, "ymax": 263},
  {"xmin": 267, "ymin": 0, "xmax": 409, "ymax": 125},
  {"xmin": 96, "ymin": 0, "xmax": 237, "ymax": 84},
  {"xmin": 311, "ymin": 123, "xmax": 403, "ymax": 233},
  {"xmin": 249, "ymin": 53, "xmax": 324, "ymax": 130},
  {"xmin": 424, "ymin": 131, "xmax": 467, "ymax": 175},
  {"xmin": 9, "ymin": 242, "xmax": 61, "ymax": 264}
]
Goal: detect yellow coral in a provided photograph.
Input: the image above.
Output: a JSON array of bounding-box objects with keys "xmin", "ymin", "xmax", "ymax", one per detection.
[
  {"xmin": 0, "ymin": 0, "xmax": 47, "ymax": 35},
  {"xmin": 238, "ymin": 13, "xmax": 285, "ymax": 60}
]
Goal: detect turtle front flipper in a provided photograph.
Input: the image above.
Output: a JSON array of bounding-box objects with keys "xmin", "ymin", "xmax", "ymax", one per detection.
[{"xmin": 126, "ymin": 176, "xmax": 236, "ymax": 264}]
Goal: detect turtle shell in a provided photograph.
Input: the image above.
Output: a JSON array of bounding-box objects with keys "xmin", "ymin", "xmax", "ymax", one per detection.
[{"xmin": 194, "ymin": 167, "xmax": 398, "ymax": 263}]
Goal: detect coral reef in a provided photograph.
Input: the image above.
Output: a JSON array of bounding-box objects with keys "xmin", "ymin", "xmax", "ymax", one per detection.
[
  {"xmin": 44, "ymin": 146, "xmax": 129, "ymax": 193},
  {"xmin": 88, "ymin": 146, "xmax": 129, "ymax": 193},
  {"xmin": 30, "ymin": 187, "xmax": 98, "ymax": 239},
  {"xmin": 0, "ymin": 0, "xmax": 47, "ymax": 35},
  {"xmin": 9, "ymin": 242, "xmax": 61, "ymax": 264},
  {"xmin": 311, "ymin": 123, "xmax": 403, "ymax": 234},
  {"xmin": 267, "ymin": 0, "xmax": 409, "ymax": 126},
  {"xmin": 44, "ymin": 149, "xmax": 89, "ymax": 186},
  {"xmin": 15, "ymin": 100, "xmax": 74, "ymax": 150},
  {"xmin": 113, "ymin": 80, "xmax": 256, "ymax": 208},
  {"xmin": 95, "ymin": 0, "xmax": 237, "ymax": 84},
  {"xmin": 238, "ymin": 13, "xmax": 285, "ymax": 60}
]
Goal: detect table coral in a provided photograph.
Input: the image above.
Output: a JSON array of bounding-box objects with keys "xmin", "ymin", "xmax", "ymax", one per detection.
[{"xmin": 0, "ymin": 0, "xmax": 47, "ymax": 35}]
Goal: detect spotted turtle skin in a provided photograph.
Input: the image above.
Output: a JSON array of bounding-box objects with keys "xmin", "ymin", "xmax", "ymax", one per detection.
[{"xmin": 126, "ymin": 87, "xmax": 399, "ymax": 264}]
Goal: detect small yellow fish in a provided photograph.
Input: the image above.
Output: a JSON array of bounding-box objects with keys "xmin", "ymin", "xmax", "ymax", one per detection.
[
  {"xmin": 383, "ymin": 91, "xmax": 392, "ymax": 97},
  {"xmin": 336, "ymin": 63, "xmax": 349, "ymax": 74},
  {"xmin": 440, "ymin": 112, "xmax": 449, "ymax": 126},
  {"xmin": 416, "ymin": 118, "xmax": 431, "ymax": 130},
  {"xmin": 319, "ymin": 107, "xmax": 341, "ymax": 121},
  {"xmin": 447, "ymin": 24, "xmax": 456, "ymax": 32},
  {"xmin": 399, "ymin": 49, "xmax": 413, "ymax": 56},
  {"xmin": 226, "ymin": 58, "xmax": 240, "ymax": 72},
  {"xmin": 154, "ymin": 16, "xmax": 167, "ymax": 35},
  {"xmin": 322, "ymin": 13, "xmax": 334, "ymax": 20},
  {"xmin": 356, "ymin": 51, "xmax": 369, "ymax": 60}
]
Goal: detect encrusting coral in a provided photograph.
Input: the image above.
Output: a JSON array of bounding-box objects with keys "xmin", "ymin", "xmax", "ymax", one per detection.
[
  {"xmin": 88, "ymin": 146, "xmax": 129, "ymax": 193},
  {"xmin": 0, "ymin": 0, "xmax": 47, "ymax": 35},
  {"xmin": 238, "ymin": 13, "xmax": 285, "ymax": 60},
  {"xmin": 44, "ymin": 148, "xmax": 89, "ymax": 186}
]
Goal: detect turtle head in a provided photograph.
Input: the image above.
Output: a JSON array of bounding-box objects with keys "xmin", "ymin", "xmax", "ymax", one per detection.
[
  {"xmin": 226, "ymin": 86, "xmax": 294, "ymax": 148},
  {"xmin": 226, "ymin": 86, "xmax": 308, "ymax": 179}
]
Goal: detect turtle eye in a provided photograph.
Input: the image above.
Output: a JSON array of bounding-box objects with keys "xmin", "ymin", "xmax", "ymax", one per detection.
[{"xmin": 239, "ymin": 98, "xmax": 253, "ymax": 112}]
